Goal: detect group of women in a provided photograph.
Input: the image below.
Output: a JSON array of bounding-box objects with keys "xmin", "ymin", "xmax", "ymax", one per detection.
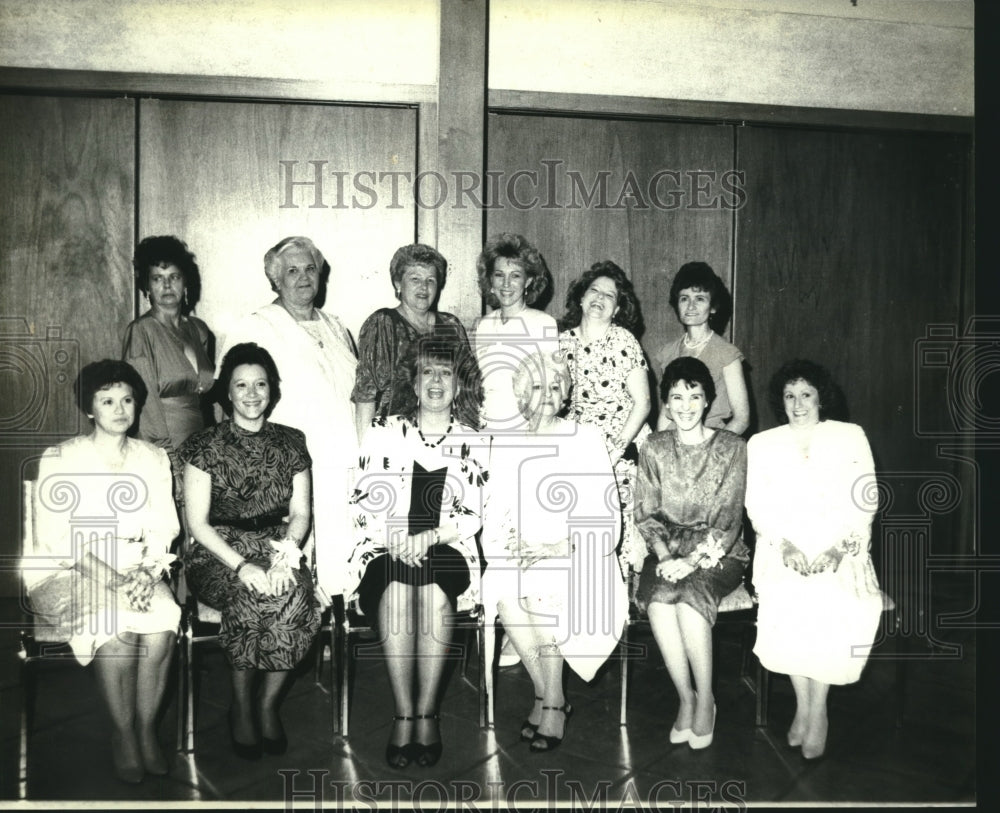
[{"xmin": 26, "ymin": 231, "xmax": 885, "ymax": 783}]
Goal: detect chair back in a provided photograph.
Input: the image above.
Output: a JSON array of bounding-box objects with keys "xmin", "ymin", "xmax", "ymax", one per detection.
[{"xmin": 20, "ymin": 479, "xmax": 74, "ymax": 645}]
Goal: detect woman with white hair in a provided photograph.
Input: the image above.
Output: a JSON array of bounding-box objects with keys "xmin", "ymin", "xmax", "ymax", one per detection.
[
  {"xmin": 218, "ymin": 236, "xmax": 358, "ymax": 598},
  {"xmin": 482, "ymin": 350, "xmax": 628, "ymax": 753}
]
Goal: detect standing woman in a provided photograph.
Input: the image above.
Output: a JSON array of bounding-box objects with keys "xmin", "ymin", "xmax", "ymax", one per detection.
[
  {"xmin": 471, "ymin": 233, "xmax": 558, "ymax": 430},
  {"xmin": 27, "ymin": 360, "xmax": 180, "ymax": 782},
  {"xmin": 559, "ymin": 261, "xmax": 651, "ymax": 575},
  {"xmin": 655, "ymin": 262, "xmax": 749, "ymax": 435},
  {"xmin": 218, "ymin": 236, "xmax": 358, "ymax": 599},
  {"xmin": 123, "ymin": 236, "xmax": 215, "ymax": 486},
  {"xmin": 348, "ymin": 335, "xmax": 487, "ymax": 769},
  {"xmin": 181, "ymin": 343, "xmax": 320, "ymax": 759},
  {"xmin": 746, "ymin": 360, "xmax": 883, "ymax": 760},
  {"xmin": 634, "ymin": 357, "xmax": 748, "ymax": 750},
  {"xmin": 352, "ymin": 244, "xmax": 472, "ymax": 440}
]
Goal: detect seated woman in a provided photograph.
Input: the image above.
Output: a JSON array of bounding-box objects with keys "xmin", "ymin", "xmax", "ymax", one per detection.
[
  {"xmin": 27, "ymin": 360, "xmax": 180, "ymax": 783},
  {"xmin": 746, "ymin": 359, "xmax": 883, "ymax": 760},
  {"xmin": 347, "ymin": 334, "xmax": 487, "ymax": 769},
  {"xmin": 634, "ymin": 357, "xmax": 748, "ymax": 750},
  {"xmin": 482, "ymin": 350, "xmax": 628, "ymax": 753},
  {"xmin": 181, "ymin": 343, "xmax": 320, "ymax": 759}
]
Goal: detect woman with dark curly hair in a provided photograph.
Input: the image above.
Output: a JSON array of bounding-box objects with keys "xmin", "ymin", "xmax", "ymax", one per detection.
[
  {"xmin": 27, "ymin": 360, "xmax": 180, "ymax": 782},
  {"xmin": 181, "ymin": 343, "xmax": 320, "ymax": 760},
  {"xmin": 655, "ymin": 262, "xmax": 749, "ymax": 435},
  {"xmin": 471, "ymin": 233, "xmax": 558, "ymax": 430},
  {"xmin": 122, "ymin": 235, "xmax": 215, "ymax": 458},
  {"xmin": 746, "ymin": 360, "xmax": 883, "ymax": 760},
  {"xmin": 559, "ymin": 261, "xmax": 652, "ymax": 575},
  {"xmin": 352, "ymin": 243, "xmax": 472, "ymax": 440}
]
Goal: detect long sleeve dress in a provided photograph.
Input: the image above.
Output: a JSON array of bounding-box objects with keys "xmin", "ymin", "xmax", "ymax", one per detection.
[
  {"xmin": 746, "ymin": 420, "xmax": 883, "ymax": 684},
  {"xmin": 26, "ymin": 436, "xmax": 181, "ymax": 665},
  {"xmin": 633, "ymin": 429, "xmax": 749, "ymax": 625},
  {"xmin": 179, "ymin": 420, "xmax": 321, "ymax": 670},
  {"xmin": 480, "ymin": 419, "xmax": 628, "ymax": 682},
  {"xmin": 218, "ymin": 302, "xmax": 359, "ymax": 596},
  {"xmin": 346, "ymin": 416, "xmax": 488, "ymax": 617}
]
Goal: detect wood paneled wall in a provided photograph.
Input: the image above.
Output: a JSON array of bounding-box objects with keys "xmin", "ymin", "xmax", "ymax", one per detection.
[
  {"xmin": 138, "ymin": 100, "xmax": 418, "ymax": 343},
  {"xmin": 0, "ymin": 94, "xmax": 135, "ymax": 594},
  {"xmin": 486, "ymin": 113, "xmax": 735, "ymax": 384}
]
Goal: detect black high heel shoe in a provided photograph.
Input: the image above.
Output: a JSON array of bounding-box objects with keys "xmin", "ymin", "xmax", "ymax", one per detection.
[
  {"xmin": 229, "ymin": 710, "xmax": 262, "ymax": 761},
  {"xmin": 520, "ymin": 696, "xmax": 544, "ymax": 742},
  {"xmin": 414, "ymin": 713, "xmax": 442, "ymax": 767},
  {"xmin": 529, "ymin": 703, "xmax": 573, "ymax": 753},
  {"xmin": 385, "ymin": 715, "xmax": 415, "ymax": 769}
]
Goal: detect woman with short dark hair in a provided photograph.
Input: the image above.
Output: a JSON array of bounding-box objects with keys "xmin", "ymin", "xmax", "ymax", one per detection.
[
  {"xmin": 28, "ymin": 359, "xmax": 180, "ymax": 782},
  {"xmin": 181, "ymin": 342, "xmax": 319, "ymax": 760},
  {"xmin": 634, "ymin": 356, "xmax": 749, "ymax": 750},
  {"xmin": 655, "ymin": 262, "xmax": 749, "ymax": 436},
  {"xmin": 746, "ymin": 359, "xmax": 882, "ymax": 760}
]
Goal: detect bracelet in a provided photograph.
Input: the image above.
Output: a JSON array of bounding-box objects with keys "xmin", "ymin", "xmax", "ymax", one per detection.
[{"xmin": 234, "ymin": 559, "xmax": 249, "ymax": 577}]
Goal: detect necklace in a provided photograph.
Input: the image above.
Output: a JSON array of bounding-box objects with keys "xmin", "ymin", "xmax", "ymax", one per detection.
[
  {"xmin": 415, "ymin": 418, "xmax": 454, "ymax": 448},
  {"xmin": 683, "ymin": 331, "xmax": 712, "ymax": 350}
]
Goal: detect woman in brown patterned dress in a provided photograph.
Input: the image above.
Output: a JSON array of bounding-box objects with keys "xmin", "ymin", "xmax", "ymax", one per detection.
[{"xmin": 181, "ymin": 343, "xmax": 320, "ymax": 759}]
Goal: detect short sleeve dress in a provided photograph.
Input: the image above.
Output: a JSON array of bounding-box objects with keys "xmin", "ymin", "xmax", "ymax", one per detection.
[
  {"xmin": 634, "ymin": 429, "xmax": 749, "ymax": 626},
  {"xmin": 655, "ymin": 333, "xmax": 743, "ymax": 430},
  {"xmin": 561, "ymin": 324, "xmax": 649, "ymax": 575},
  {"xmin": 746, "ymin": 420, "xmax": 883, "ymax": 684},
  {"xmin": 179, "ymin": 420, "xmax": 321, "ymax": 670},
  {"xmin": 351, "ymin": 308, "xmax": 470, "ymax": 423}
]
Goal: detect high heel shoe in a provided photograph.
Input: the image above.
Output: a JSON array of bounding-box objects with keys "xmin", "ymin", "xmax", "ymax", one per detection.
[
  {"xmin": 529, "ymin": 704, "xmax": 573, "ymax": 753},
  {"xmin": 688, "ymin": 703, "xmax": 716, "ymax": 750},
  {"xmin": 385, "ymin": 715, "xmax": 415, "ymax": 769},
  {"xmin": 520, "ymin": 696, "xmax": 544, "ymax": 742},
  {"xmin": 414, "ymin": 713, "xmax": 442, "ymax": 767},
  {"xmin": 229, "ymin": 710, "xmax": 262, "ymax": 761}
]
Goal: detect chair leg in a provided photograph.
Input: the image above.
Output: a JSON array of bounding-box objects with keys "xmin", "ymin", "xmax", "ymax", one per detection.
[
  {"xmin": 755, "ymin": 659, "xmax": 769, "ymax": 727},
  {"xmin": 19, "ymin": 657, "xmax": 33, "ymax": 801},
  {"xmin": 476, "ymin": 608, "xmax": 486, "ymax": 729},
  {"xmin": 329, "ymin": 622, "xmax": 340, "ymax": 735},
  {"xmin": 174, "ymin": 631, "xmax": 185, "ymax": 753},
  {"xmin": 339, "ymin": 624, "xmax": 351, "ymax": 738},
  {"xmin": 483, "ymin": 619, "xmax": 496, "ymax": 730},
  {"xmin": 184, "ymin": 628, "xmax": 196, "ymax": 753},
  {"xmin": 619, "ymin": 625, "xmax": 630, "ymax": 726}
]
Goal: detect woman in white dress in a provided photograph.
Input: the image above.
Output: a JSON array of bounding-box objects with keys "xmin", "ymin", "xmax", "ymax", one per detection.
[
  {"xmin": 27, "ymin": 360, "xmax": 180, "ymax": 783},
  {"xmin": 218, "ymin": 236, "xmax": 358, "ymax": 598},
  {"xmin": 482, "ymin": 350, "xmax": 628, "ymax": 752},
  {"xmin": 746, "ymin": 359, "xmax": 883, "ymax": 760}
]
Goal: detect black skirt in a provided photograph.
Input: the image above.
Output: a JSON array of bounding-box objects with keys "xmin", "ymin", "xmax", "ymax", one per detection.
[{"xmin": 357, "ymin": 544, "xmax": 471, "ymax": 620}]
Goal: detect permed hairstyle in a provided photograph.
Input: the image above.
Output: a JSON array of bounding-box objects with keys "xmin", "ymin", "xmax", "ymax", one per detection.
[
  {"xmin": 402, "ymin": 334, "xmax": 483, "ymax": 429},
  {"xmin": 263, "ymin": 236, "xmax": 325, "ymax": 293},
  {"xmin": 215, "ymin": 342, "xmax": 282, "ymax": 418},
  {"xmin": 512, "ymin": 349, "xmax": 571, "ymax": 428},
  {"xmin": 660, "ymin": 356, "xmax": 716, "ymax": 415},
  {"xmin": 74, "ymin": 359, "xmax": 148, "ymax": 417},
  {"xmin": 476, "ymin": 233, "xmax": 552, "ymax": 309},
  {"xmin": 767, "ymin": 359, "xmax": 847, "ymax": 424},
  {"xmin": 133, "ymin": 235, "xmax": 202, "ymax": 314},
  {"xmin": 558, "ymin": 260, "xmax": 644, "ymax": 337},
  {"xmin": 389, "ymin": 244, "xmax": 448, "ymax": 294},
  {"xmin": 668, "ymin": 261, "xmax": 732, "ymax": 334}
]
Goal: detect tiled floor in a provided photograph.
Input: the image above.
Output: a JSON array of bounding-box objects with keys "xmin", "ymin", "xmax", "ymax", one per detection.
[{"xmin": 0, "ymin": 577, "xmax": 977, "ymax": 807}]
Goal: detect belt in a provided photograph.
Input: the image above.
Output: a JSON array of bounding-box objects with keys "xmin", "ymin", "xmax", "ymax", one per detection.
[{"xmin": 215, "ymin": 512, "xmax": 286, "ymax": 531}]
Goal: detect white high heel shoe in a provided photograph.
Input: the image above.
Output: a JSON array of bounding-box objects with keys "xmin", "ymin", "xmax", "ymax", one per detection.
[{"xmin": 688, "ymin": 703, "xmax": 716, "ymax": 750}]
